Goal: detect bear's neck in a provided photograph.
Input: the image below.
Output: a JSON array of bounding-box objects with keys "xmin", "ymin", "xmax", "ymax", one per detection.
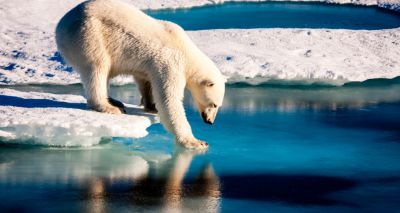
[
  {"xmin": 181, "ymin": 35, "xmax": 216, "ymax": 90},
  {"xmin": 184, "ymin": 58, "xmax": 211, "ymax": 91}
]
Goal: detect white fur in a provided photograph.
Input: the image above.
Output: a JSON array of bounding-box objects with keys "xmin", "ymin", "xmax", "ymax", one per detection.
[{"xmin": 55, "ymin": 0, "xmax": 225, "ymax": 149}]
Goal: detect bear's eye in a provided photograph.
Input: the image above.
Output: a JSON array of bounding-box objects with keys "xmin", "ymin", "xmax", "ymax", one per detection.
[
  {"xmin": 210, "ymin": 103, "xmax": 217, "ymax": 108},
  {"xmin": 201, "ymin": 80, "xmax": 214, "ymax": 87}
]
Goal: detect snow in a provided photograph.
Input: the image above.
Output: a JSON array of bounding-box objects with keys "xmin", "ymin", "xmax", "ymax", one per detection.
[
  {"xmin": 189, "ymin": 29, "xmax": 400, "ymax": 84},
  {"xmin": 0, "ymin": 0, "xmax": 399, "ymax": 85},
  {"xmin": 0, "ymin": 89, "xmax": 157, "ymax": 147}
]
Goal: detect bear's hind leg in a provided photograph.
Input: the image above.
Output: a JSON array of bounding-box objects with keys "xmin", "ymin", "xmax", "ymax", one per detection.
[
  {"xmin": 82, "ymin": 65, "xmax": 124, "ymax": 114},
  {"xmin": 135, "ymin": 78, "xmax": 157, "ymax": 113}
]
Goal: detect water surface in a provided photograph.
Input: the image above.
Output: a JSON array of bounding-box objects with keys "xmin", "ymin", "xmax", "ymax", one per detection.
[
  {"xmin": 146, "ymin": 2, "xmax": 400, "ymax": 30},
  {"xmin": 1, "ymin": 83, "xmax": 400, "ymax": 212}
]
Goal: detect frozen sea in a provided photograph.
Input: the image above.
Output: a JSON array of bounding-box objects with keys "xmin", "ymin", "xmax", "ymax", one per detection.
[{"xmin": 1, "ymin": 81, "xmax": 400, "ymax": 212}]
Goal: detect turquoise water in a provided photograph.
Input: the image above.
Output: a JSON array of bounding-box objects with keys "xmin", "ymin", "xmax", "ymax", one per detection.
[
  {"xmin": 1, "ymin": 83, "xmax": 400, "ymax": 212},
  {"xmin": 146, "ymin": 2, "xmax": 400, "ymax": 30}
]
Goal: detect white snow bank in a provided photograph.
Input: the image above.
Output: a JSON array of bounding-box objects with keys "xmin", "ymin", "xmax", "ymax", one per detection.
[
  {"xmin": 189, "ymin": 28, "xmax": 400, "ymax": 84},
  {"xmin": 0, "ymin": 89, "xmax": 157, "ymax": 146},
  {"xmin": 0, "ymin": 0, "xmax": 399, "ymax": 85}
]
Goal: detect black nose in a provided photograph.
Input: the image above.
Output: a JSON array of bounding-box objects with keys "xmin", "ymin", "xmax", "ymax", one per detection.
[
  {"xmin": 204, "ymin": 119, "xmax": 213, "ymax": 125},
  {"xmin": 201, "ymin": 112, "xmax": 213, "ymax": 125}
]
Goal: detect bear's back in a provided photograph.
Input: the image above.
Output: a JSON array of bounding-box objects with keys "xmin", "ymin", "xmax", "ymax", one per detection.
[
  {"xmin": 56, "ymin": 0, "xmax": 187, "ymax": 50},
  {"xmin": 57, "ymin": 0, "xmax": 160, "ymax": 35}
]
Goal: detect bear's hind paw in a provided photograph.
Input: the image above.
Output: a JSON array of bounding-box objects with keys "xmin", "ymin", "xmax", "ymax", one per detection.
[
  {"xmin": 144, "ymin": 107, "xmax": 157, "ymax": 114},
  {"xmin": 143, "ymin": 104, "xmax": 157, "ymax": 114},
  {"xmin": 92, "ymin": 104, "xmax": 124, "ymax": 114}
]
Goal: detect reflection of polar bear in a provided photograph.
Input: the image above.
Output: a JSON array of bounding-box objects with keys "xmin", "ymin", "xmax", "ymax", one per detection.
[{"xmin": 56, "ymin": 0, "xmax": 225, "ymax": 149}]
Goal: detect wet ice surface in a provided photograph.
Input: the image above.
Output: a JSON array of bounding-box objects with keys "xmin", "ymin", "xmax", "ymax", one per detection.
[{"xmin": 1, "ymin": 83, "xmax": 400, "ymax": 212}]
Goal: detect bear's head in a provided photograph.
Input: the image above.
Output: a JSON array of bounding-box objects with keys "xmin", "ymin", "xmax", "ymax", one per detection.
[{"xmin": 189, "ymin": 71, "xmax": 226, "ymax": 125}]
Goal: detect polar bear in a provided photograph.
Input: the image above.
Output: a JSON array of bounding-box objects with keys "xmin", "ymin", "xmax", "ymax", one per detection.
[{"xmin": 55, "ymin": 0, "xmax": 225, "ymax": 149}]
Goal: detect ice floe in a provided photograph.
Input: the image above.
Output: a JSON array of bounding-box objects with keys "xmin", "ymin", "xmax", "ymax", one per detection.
[{"xmin": 0, "ymin": 89, "xmax": 157, "ymax": 146}]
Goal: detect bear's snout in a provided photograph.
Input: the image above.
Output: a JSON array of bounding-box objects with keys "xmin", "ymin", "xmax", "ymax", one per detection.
[{"xmin": 201, "ymin": 112, "xmax": 213, "ymax": 125}]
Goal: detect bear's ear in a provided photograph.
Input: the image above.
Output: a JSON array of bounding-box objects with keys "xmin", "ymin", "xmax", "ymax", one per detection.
[{"xmin": 201, "ymin": 80, "xmax": 214, "ymax": 87}]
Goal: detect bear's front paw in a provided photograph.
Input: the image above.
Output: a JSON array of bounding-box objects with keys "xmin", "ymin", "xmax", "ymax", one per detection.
[{"xmin": 176, "ymin": 137, "xmax": 208, "ymax": 150}]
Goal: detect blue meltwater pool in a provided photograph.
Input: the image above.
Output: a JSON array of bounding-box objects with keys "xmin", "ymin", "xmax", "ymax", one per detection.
[
  {"xmin": 146, "ymin": 2, "xmax": 400, "ymax": 30},
  {"xmin": 1, "ymin": 82, "xmax": 400, "ymax": 212}
]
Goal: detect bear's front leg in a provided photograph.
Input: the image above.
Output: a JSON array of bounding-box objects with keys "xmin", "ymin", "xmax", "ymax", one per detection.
[{"xmin": 150, "ymin": 68, "xmax": 207, "ymax": 149}]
